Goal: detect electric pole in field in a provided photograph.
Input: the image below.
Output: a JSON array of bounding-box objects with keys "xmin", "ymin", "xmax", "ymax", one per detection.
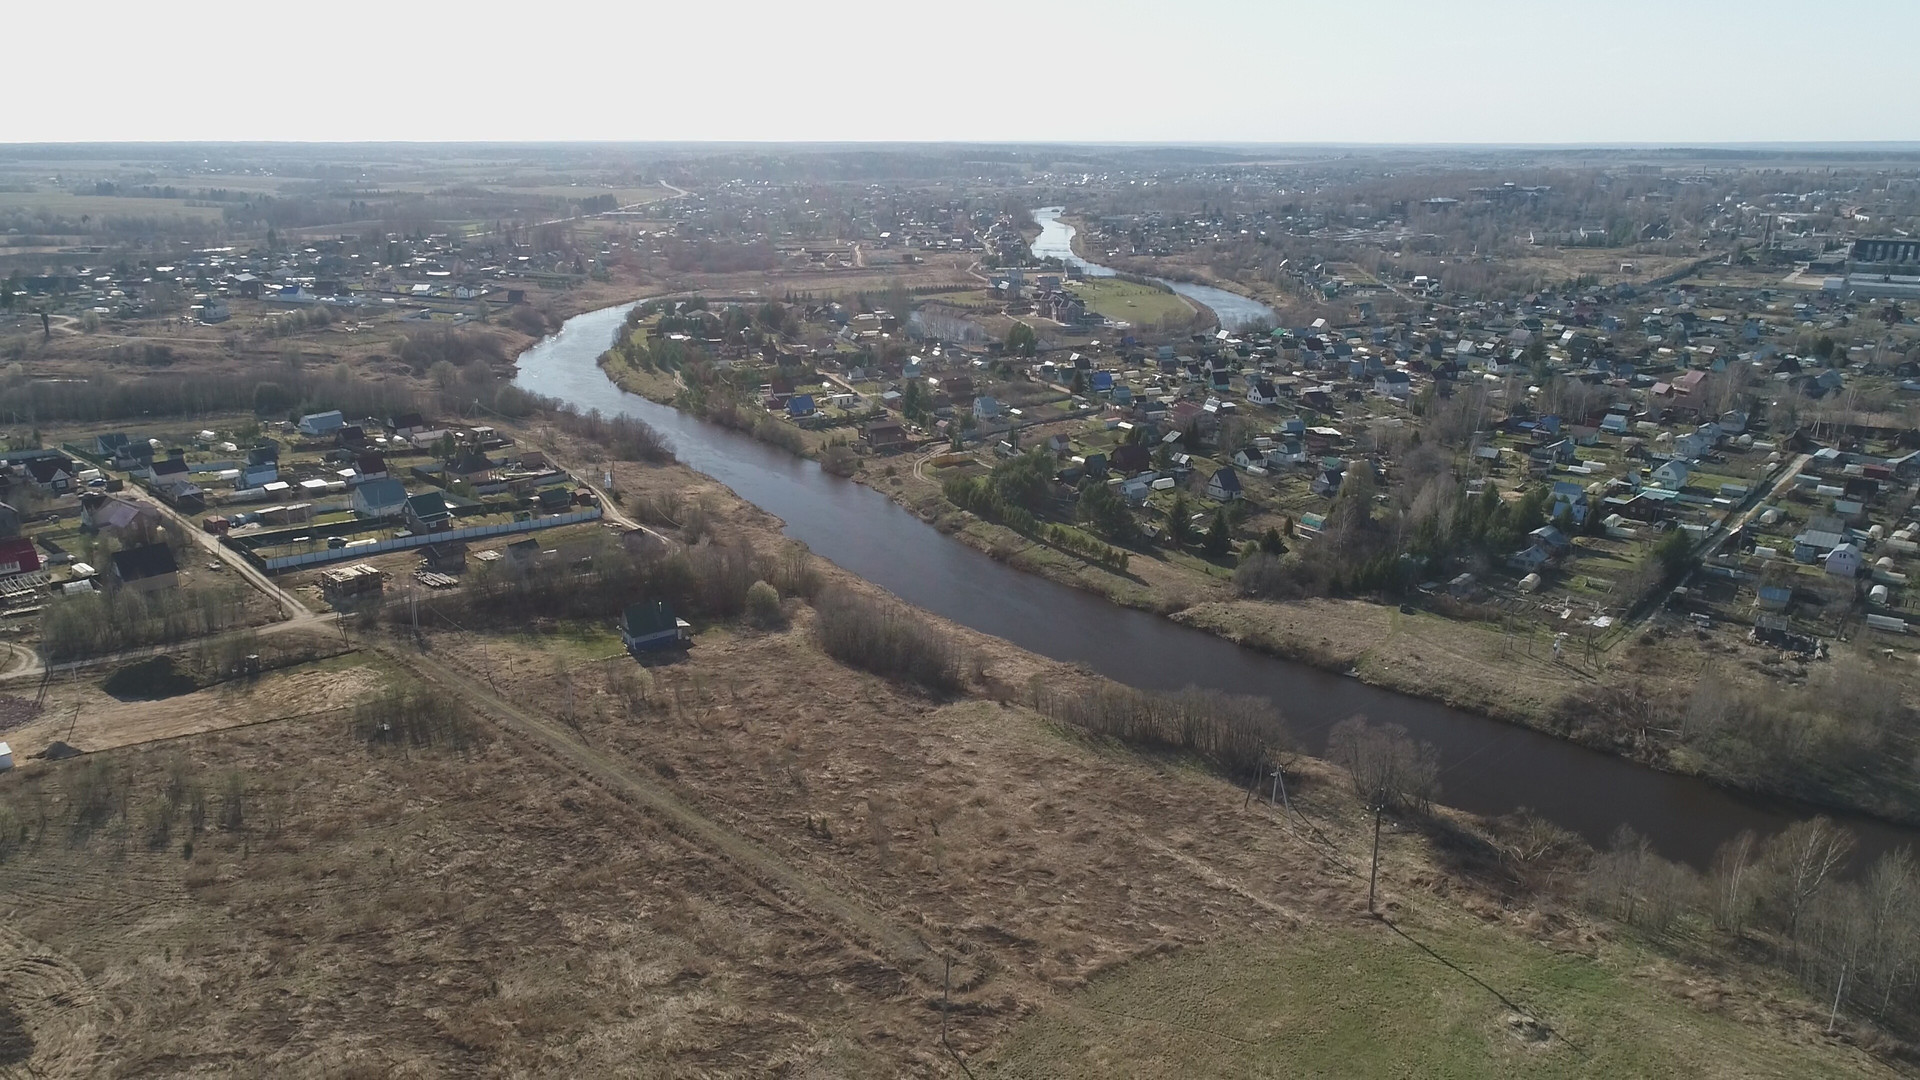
[{"xmin": 1368, "ymin": 800, "xmax": 1384, "ymax": 916}]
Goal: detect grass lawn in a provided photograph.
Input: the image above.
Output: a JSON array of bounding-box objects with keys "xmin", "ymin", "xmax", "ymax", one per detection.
[
  {"xmin": 0, "ymin": 190, "xmax": 226, "ymax": 221},
  {"xmin": 1069, "ymin": 278, "xmax": 1196, "ymax": 327},
  {"xmin": 988, "ymin": 913, "xmax": 1884, "ymax": 1079}
]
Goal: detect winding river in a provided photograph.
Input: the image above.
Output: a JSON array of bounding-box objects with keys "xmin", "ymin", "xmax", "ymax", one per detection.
[
  {"xmin": 513, "ymin": 302, "xmax": 1916, "ymax": 870},
  {"xmin": 1030, "ymin": 206, "xmax": 1277, "ymax": 330}
]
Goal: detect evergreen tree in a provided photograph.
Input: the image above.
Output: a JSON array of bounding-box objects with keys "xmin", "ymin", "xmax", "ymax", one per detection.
[
  {"xmin": 1203, "ymin": 510, "xmax": 1232, "ymax": 558},
  {"xmin": 1168, "ymin": 492, "xmax": 1194, "ymax": 547}
]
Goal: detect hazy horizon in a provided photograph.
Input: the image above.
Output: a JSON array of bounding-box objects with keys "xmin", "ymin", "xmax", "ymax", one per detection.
[{"xmin": 11, "ymin": 0, "xmax": 1918, "ymax": 145}]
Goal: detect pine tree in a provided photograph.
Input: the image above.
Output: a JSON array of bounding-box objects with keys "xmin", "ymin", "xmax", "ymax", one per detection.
[{"xmin": 1203, "ymin": 510, "xmax": 1232, "ymax": 558}]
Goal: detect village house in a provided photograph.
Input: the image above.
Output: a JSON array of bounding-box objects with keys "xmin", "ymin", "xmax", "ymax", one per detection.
[
  {"xmin": 79, "ymin": 493, "xmax": 161, "ymax": 535},
  {"xmin": 22, "ymin": 457, "xmax": 75, "ymax": 495},
  {"xmin": 0, "ymin": 536, "xmax": 40, "ymax": 578},
  {"xmin": 1826, "ymin": 543, "xmax": 1864, "ymax": 578},
  {"xmin": 1206, "ymin": 465, "xmax": 1244, "ymax": 501},
  {"xmin": 620, "ymin": 599, "xmax": 691, "ymax": 654},
  {"xmin": 1649, "ymin": 460, "xmax": 1691, "ymax": 490},
  {"xmin": 297, "ymin": 410, "xmax": 346, "ymax": 438},
  {"xmin": 862, "ymin": 419, "xmax": 908, "ymax": 451},
  {"xmin": 351, "ymin": 477, "xmax": 408, "ymax": 519},
  {"xmin": 389, "ymin": 412, "xmax": 429, "ymax": 439},
  {"xmin": 406, "ymin": 491, "xmax": 453, "ymax": 533},
  {"xmin": 1549, "ymin": 481, "xmax": 1591, "ymax": 526},
  {"xmin": 110, "ymin": 542, "xmax": 180, "ymax": 593},
  {"xmin": 1374, "ymin": 370, "xmax": 1412, "ymax": 399}
]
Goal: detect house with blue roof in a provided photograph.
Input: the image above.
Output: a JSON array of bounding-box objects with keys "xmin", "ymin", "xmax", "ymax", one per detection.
[
  {"xmin": 1650, "ymin": 460, "xmax": 1692, "ymax": 490},
  {"xmin": 786, "ymin": 394, "xmax": 816, "ymax": 418},
  {"xmin": 1549, "ymin": 481, "xmax": 1590, "ymax": 526}
]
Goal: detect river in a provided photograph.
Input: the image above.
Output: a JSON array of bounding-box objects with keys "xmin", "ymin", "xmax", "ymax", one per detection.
[
  {"xmin": 1030, "ymin": 206, "xmax": 1277, "ymax": 330},
  {"xmin": 513, "ymin": 302, "xmax": 1917, "ymax": 870}
]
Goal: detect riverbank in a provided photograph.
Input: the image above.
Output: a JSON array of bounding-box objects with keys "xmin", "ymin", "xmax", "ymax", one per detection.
[
  {"xmin": 497, "ymin": 422, "xmax": 1916, "ymax": 1076},
  {"xmin": 584, "ymin": 324, "xmax": 1920, "ymax": 833}
]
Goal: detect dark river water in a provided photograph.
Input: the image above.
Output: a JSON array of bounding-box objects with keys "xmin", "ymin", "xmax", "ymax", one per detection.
[
  {"xmin": 514, "ymin": 302, "xmax": 1916, "ymax": 870},
  {"xmin": 1029, "ymin": 206, "xmax": 1277, "ymax": 330}
]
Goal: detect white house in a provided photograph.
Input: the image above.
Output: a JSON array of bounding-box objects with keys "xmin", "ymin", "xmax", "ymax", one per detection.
[
  {"xmin": 1649, "ymin": 460, "xmax": 1691, "ymax": 490},
  {"xmin": 0, "ymin": 741, "xmax": 11, "ymax": 771},
  {"xmin": 1826, "ymin": 543, "xmax": 1864, "ymax": 578},
  {"xmin": 1206, "ymin": 466, "xmax": 1244, "ymax": 501},
  {"xmin": 1374, "ymin": 370, "xmax": 1412, "ymax": 399}
]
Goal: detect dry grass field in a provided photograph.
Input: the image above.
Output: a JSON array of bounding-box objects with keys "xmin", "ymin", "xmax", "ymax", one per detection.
[{"xmin": 0, "ymin": 454, "xmax": 1905, "ymax": 1076}]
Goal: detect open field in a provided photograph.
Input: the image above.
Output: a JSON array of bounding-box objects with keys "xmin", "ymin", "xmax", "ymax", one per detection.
[
  {"xmin": 990, "ymin": 912, "xmax": 1885, "ymax": 1079},
  {"xmin": 0, "ymin": 190, "xmax": 226, "ymax": 221},
  {"xmin": 0, "ymin": 433, "xmax": 1902, "ymax": 1075},
  {"xmin": 1065, "ymin": 277, "xmax": 1196, "ymax": 327}
]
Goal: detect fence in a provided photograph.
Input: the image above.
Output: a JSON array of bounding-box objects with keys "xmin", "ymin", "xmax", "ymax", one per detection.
[{"xmin": 241, "ymin": 508, "xmax": 603, "ymax": 572}]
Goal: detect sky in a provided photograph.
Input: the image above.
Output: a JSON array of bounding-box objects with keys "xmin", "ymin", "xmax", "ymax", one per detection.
[{"xmin": 7, "ymin": 0, "xmax": 1918, "ymax": 145}]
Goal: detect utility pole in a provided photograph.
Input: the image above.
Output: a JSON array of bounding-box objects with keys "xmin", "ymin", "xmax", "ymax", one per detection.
[
  {"xmin": 1368, "ymin": 801, "xmax": 1384, "ymax": 916},
  {"xmin": 1828, "ymin": 959, "xmax": 1848, "ymax": 1035}
]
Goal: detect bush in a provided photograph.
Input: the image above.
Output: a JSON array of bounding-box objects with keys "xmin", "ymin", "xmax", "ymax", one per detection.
[
  {"xmin": 546, "ymin": 408, "xmax": 673, "ymax": 463},
  {"xmin": 813, "ymin": 588, "xmax": 966, "ymax": 694},
  {"xmin": 352, "ymin": 688, "xmax": 476, "ymax": 751},
  {"xmin": 751, "ymin": 414, "xmax": 806, "ymax": 455},
  {"xmin": 745, "ymin": 580, "xmax": 784, "ymax": 628},
  {"xmin": 1028, "ymin": 679, "xmax": 1284, "ymax": 776}
]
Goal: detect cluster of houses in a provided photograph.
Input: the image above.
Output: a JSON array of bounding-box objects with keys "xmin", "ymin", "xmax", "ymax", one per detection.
[
  {"xmin": 0, "ymin": 450, "xmax": 183, "ymax": 599},
  {"xmin": 7, "ymin": 229, "xmax": 561, "ymax": 326}
]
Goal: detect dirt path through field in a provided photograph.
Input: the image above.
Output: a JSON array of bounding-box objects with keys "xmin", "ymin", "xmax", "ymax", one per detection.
[{"xmin": 376, "ymin": 639, "xmax": 969, "ymax": 991}]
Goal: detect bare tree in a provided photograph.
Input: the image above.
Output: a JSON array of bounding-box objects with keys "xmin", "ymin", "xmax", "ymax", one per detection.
[
  {"xmin": 1858, "ymin": 848, "xmax": 1919, "ymax": 1018},
  {"xmin": 1763, "ymin": 817, "xmax": 1857, "ymax": 943},
  {"xmin": 1708, "ymin": 830, "xmax": 1761, "ymax": 934},
  {"xmin": 1326, "ymin": 716, "xmax": 1438, "ymax": 815}
]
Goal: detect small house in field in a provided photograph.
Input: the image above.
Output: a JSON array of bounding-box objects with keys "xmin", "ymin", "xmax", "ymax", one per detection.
[
  {"xmin": 620, "ymin": 600, "xmax": 691, "ymax": 654},
  {"xmin": 110, "ymin": 542, "xmax": 179, "ymax": 592}
]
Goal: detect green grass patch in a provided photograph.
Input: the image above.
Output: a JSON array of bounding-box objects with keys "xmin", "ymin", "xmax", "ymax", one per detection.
[
  {"xmin": 988, "ymin": 917, "xmax": 1877, "ymax": 1080},
  {"xmin": 1066, "ymin": 278, "xmax": 1196, "ymax": 327}
]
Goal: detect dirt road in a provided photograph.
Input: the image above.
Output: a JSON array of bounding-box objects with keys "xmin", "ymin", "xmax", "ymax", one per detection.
[{"xmin": 376, "ymin": 639, "xmax": 965, "ymax": 990}]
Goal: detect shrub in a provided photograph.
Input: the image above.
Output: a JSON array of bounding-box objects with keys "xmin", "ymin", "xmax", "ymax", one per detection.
[
  {"xmin": 352, "ymin": 688, "xmax": 476, "ymax": 751},
  {"xmin": 813, "ymin": 589, "xmax": 966, "ymax": 694},
  {"xmin": 745, "ymin": 580, "xmax": 784, "ymax": 628},
  {"xmin": 1028, "ymin": 679, "xmax": 1284, "ymax": 776}
]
